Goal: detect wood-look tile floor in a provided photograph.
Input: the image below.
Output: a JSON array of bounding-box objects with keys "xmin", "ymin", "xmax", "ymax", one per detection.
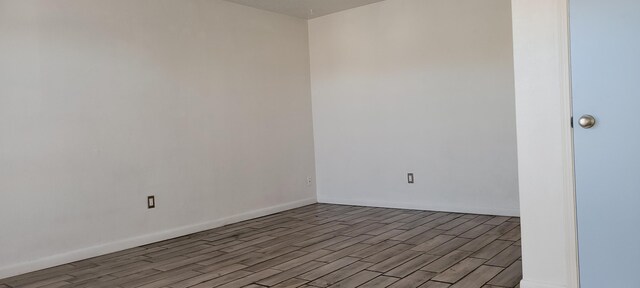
[{"xmin": 0, "ymin": 204, "xmax": 522, "ymax": 288}]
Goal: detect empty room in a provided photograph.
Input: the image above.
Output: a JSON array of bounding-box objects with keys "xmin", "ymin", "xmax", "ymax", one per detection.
[{"xmin": 2, "ymin": 0, "xmax": 637, "ymax": 288}]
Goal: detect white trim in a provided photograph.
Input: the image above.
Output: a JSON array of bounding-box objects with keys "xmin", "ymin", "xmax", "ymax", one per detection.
[
  {"xmin": 511, "ymin": 0, "xmax": 579, "ymax": 286},
  {"xmin": 0, "ymin": 197, "xmax": 317, "ymax": 279},
  {"xmin": 318, "ymin": 197, "xmax": 520, "ymax": 217},
  {"xmin": 557, "ymin": 0, "xmax": 581, "ymax": 287},
  {"xmin": 520, "ymin": 279, "xmax": 568, "ymax": 288}
]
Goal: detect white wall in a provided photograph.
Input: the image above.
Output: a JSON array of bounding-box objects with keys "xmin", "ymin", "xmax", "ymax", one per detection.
[
  {"xmin": 511, "ymin": 1, "xmax": 579, "ymax": 288},
  {"xmin": 0, "ymin": 0, "xmax": 316, "ymax": 278},
  {"xmin": 309, "ymin": 0, "xmax": 519, "ymax": 216}
]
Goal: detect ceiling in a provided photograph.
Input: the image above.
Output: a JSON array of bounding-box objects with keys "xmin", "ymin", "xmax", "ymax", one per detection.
[{"xmin": 224, "ymin": 0, "xmax": 387, "ymax": 19}]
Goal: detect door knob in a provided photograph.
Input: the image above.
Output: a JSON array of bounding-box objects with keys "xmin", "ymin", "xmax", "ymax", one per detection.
[{"xmin": 579, "ymin": 115, "xmax": 596, "ymax": 129}]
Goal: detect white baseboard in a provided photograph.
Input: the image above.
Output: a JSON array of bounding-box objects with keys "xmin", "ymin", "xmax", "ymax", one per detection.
[
  {"xmin": 318, "ymin": 197, "xmax": 520, "ymax": 217},
  {"xmin": 520, "ymin": 279, "xmax": 568, "ymax": 288},
  {"xmin": 0, "ymin": 197, "xmax": 317, "ymax": 280}
]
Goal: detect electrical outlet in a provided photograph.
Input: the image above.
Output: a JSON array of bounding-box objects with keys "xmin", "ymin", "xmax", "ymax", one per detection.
[
  {"xmin": 147, "ymin": 196, "xmax": 155, "ymax": 209},
  {"xmin": 407, "ymin": 173, "xmax": 414, "ymax": 184},
  {"xmin": 306, "ymin": 176, "xmax": 313, "ymax": 187}
]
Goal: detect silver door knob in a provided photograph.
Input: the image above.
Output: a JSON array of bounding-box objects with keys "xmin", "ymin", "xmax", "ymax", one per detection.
[{"xmin": 579, "ymin": 115, "xmax": 596, "ymax": 129}]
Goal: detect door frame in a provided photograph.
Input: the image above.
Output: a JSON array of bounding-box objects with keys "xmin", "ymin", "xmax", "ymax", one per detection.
[{"xmin": 511, "ymin": 0, "xmax": 580, "ymax": 287}]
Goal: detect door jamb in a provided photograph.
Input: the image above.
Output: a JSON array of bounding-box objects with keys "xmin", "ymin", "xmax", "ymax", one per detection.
[
  {"xmin": 559, "ymin": 0, "xmax": 580, "ymax": 285},
  {"xmin": 512, "ymin": 0, "xmax": 580, "ymax": 287}
]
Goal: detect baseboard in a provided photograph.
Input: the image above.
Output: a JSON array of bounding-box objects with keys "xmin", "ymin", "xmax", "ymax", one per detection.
[
  {"xmin": 317, "ymin": 197, "xmax": 520, "ymax": 217},
  {"xmin": 0, "ymin": 197, "xmax": 317, "ymax": 280},
  {"xmin": 520, "ymin": 279, "xmax": 568, "ymax": 288}
]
